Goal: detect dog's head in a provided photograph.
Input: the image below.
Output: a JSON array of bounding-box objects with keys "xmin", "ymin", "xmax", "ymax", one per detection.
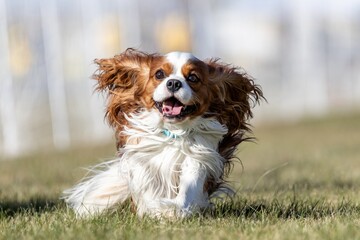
[{"xmin": 94, "ymin": 49, "xmax": 263, "ymax": 146}]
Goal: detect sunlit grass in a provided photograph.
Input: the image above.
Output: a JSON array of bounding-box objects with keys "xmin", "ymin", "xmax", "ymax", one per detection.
[{"xmin": 1, "ymin": 112, "xmax": 360, "ymax": 239}]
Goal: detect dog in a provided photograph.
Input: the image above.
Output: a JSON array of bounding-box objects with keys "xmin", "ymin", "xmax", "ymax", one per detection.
[{"xmin": 63, "ymin": 48, "xmax": 263, "ymax": 218}]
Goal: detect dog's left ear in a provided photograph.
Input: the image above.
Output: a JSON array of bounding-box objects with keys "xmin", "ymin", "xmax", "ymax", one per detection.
[
  {"xmin": 206, "ymin": 59, "xmax": 264, "ymax": 176},
  {"xmin": 206, "ymin": 59, "xmax": 264, "ymax": 136}
]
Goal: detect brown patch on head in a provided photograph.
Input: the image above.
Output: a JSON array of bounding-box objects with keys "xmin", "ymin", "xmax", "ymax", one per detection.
[
  {"xmin": 179, "ymin": 59, "xmax": 212, "ymax": 118},
  {"xmin": 150, "ymin": 62, "xmax": 173, "ymax": 78},
  {"xmin": 93, "ymin": 48, "xmax": 166, "ymax": 148}
]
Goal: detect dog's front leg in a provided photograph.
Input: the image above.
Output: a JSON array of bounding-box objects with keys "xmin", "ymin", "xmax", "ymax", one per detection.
[{"xmin": 160, "ymin": 157, "xmax": 209, "ymax": 217}]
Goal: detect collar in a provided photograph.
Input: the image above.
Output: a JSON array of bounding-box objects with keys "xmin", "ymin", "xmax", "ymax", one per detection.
[{"xmin": 161, "ymin": 129, "xmax": 178, "ymax": 139}]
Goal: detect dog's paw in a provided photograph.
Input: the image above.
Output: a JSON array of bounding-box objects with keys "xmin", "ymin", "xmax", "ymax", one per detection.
[
  {"xmin": 140, "ymin": 196, "xmax": 210, "ymax": 219},
  {"xmin": 157, "ymin": 198, "xmax": 210, "ymax": 218}
]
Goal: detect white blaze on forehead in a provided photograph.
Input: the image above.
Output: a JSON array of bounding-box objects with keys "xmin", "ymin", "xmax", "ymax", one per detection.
[
  {"xmin": 153, "ymin": 52, "xmax": 198, "ymax": 105},
  {"xmin": 165, "ymin": 52, "xmax": 198, "ymax": 76}
]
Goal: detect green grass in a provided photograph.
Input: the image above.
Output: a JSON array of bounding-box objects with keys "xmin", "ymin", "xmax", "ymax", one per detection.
[{"xmin": 1, "ymin": 113, "xmax": 360, "ymax": 239}]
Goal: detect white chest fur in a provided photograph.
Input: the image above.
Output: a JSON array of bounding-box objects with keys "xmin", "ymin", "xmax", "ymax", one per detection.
[{"xmin": 120, "ymin": 110, "xmax": 228, "ymax": 217}]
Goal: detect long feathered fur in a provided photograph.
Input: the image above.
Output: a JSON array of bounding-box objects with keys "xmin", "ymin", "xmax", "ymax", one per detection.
[
  {"xmin": 93, "ymin": 49, "xmax": 164, "ymax": 147},
  {"xmin": 206, "ymin": 59, "xmax": 264, "ymax": 193},
  {"xmin": 63, "ymin": 49, "xmax": 264, "ymax": 218}
]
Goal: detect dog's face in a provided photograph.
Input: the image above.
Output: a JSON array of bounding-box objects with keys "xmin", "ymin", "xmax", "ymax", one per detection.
[
  {"xmin": 94, "ymin": 49, "xmax": 263, "ymax": 146},
  {"xmin": 151, "ymin": 52, "xmax": 211, "ymax": 123}
]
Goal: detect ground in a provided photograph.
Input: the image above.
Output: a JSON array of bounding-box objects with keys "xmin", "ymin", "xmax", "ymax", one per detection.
[{"xmin": 1, "ymin": 112, "xmax": 360, "ymax": 239}]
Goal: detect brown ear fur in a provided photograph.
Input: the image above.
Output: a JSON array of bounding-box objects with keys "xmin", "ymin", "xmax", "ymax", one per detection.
[
  {"xmin": 93, "ymin": 48, "xmax": 160, "ymax": 148},
  {"xmin": 206, "ymin": 59, "xmax": 264, "ymax": 181}
]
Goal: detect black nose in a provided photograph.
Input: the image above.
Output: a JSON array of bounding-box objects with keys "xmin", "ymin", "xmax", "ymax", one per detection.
[{"xmin": 166, "ymin": 79, "xmax": 182, "ymax": 92}]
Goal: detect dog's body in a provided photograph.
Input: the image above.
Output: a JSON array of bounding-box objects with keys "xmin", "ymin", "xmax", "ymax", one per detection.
[{"xmin": 63, "ymin": 49, "xmax": 263, "ymax": 218}]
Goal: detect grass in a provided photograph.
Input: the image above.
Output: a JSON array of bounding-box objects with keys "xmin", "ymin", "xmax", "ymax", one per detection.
[{"xmin": 1, "ymin": 112, "xmax": 360, "ymax": 239}]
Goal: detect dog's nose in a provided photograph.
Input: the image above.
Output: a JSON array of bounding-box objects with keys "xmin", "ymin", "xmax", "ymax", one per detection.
[{"xmin": 166, "ymin": 79, "xmax": 182, "ymax": 93}]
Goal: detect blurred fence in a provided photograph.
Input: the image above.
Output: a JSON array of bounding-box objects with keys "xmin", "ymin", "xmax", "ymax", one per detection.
[{"xmin": 1, "ymin": 0, "xmax": 360, "ymax": 157}]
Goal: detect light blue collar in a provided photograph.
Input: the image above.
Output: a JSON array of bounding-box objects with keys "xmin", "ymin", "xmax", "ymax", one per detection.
[{"xmin": 162, "ymin": 129, "xmax": 178, "ymax": 139}]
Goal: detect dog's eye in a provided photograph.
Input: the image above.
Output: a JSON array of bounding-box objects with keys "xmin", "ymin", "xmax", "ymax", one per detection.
[
  {"xmin": 187, "ymin": 74, "xmax": 199, "ymax": 83},
  {"xmin": 155, "ymin": 70, "xmax": 166, "ymax": 80}
]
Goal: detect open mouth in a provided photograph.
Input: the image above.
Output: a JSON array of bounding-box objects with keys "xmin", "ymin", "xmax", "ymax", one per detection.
[{"xmin": 155, "ymin": 97, "xmax": 197, "ymax": 120}]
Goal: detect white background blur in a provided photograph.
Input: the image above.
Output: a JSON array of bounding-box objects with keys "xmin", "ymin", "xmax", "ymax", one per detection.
[{"xmin": 1, "ymin": 0, "xmax": 360, "ymax": 158}]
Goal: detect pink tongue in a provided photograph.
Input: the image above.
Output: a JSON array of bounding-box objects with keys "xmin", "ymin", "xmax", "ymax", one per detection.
[{"xmin": 162, "ymin": 99, "xmax": 183, "ymax": 116}]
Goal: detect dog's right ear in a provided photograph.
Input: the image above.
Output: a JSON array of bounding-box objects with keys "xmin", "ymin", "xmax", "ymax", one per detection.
[
  {"xmin": 93, "ymin": 48, "xmax": 155, "ymax": 92},
  {"xmin": 92, "ymin": 49, "xmax": 159, "ymax": 148}
]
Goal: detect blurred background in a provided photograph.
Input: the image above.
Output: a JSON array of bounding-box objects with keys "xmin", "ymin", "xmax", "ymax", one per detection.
[{"xmin": 1, "ymin": 0, "xmax": 360, "ymax": 158}]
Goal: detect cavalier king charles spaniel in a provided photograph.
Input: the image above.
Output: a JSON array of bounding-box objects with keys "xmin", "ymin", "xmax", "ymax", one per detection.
[{"xmin": 63, "ymin": 48, "xmax": 263, "ymax": 218}]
